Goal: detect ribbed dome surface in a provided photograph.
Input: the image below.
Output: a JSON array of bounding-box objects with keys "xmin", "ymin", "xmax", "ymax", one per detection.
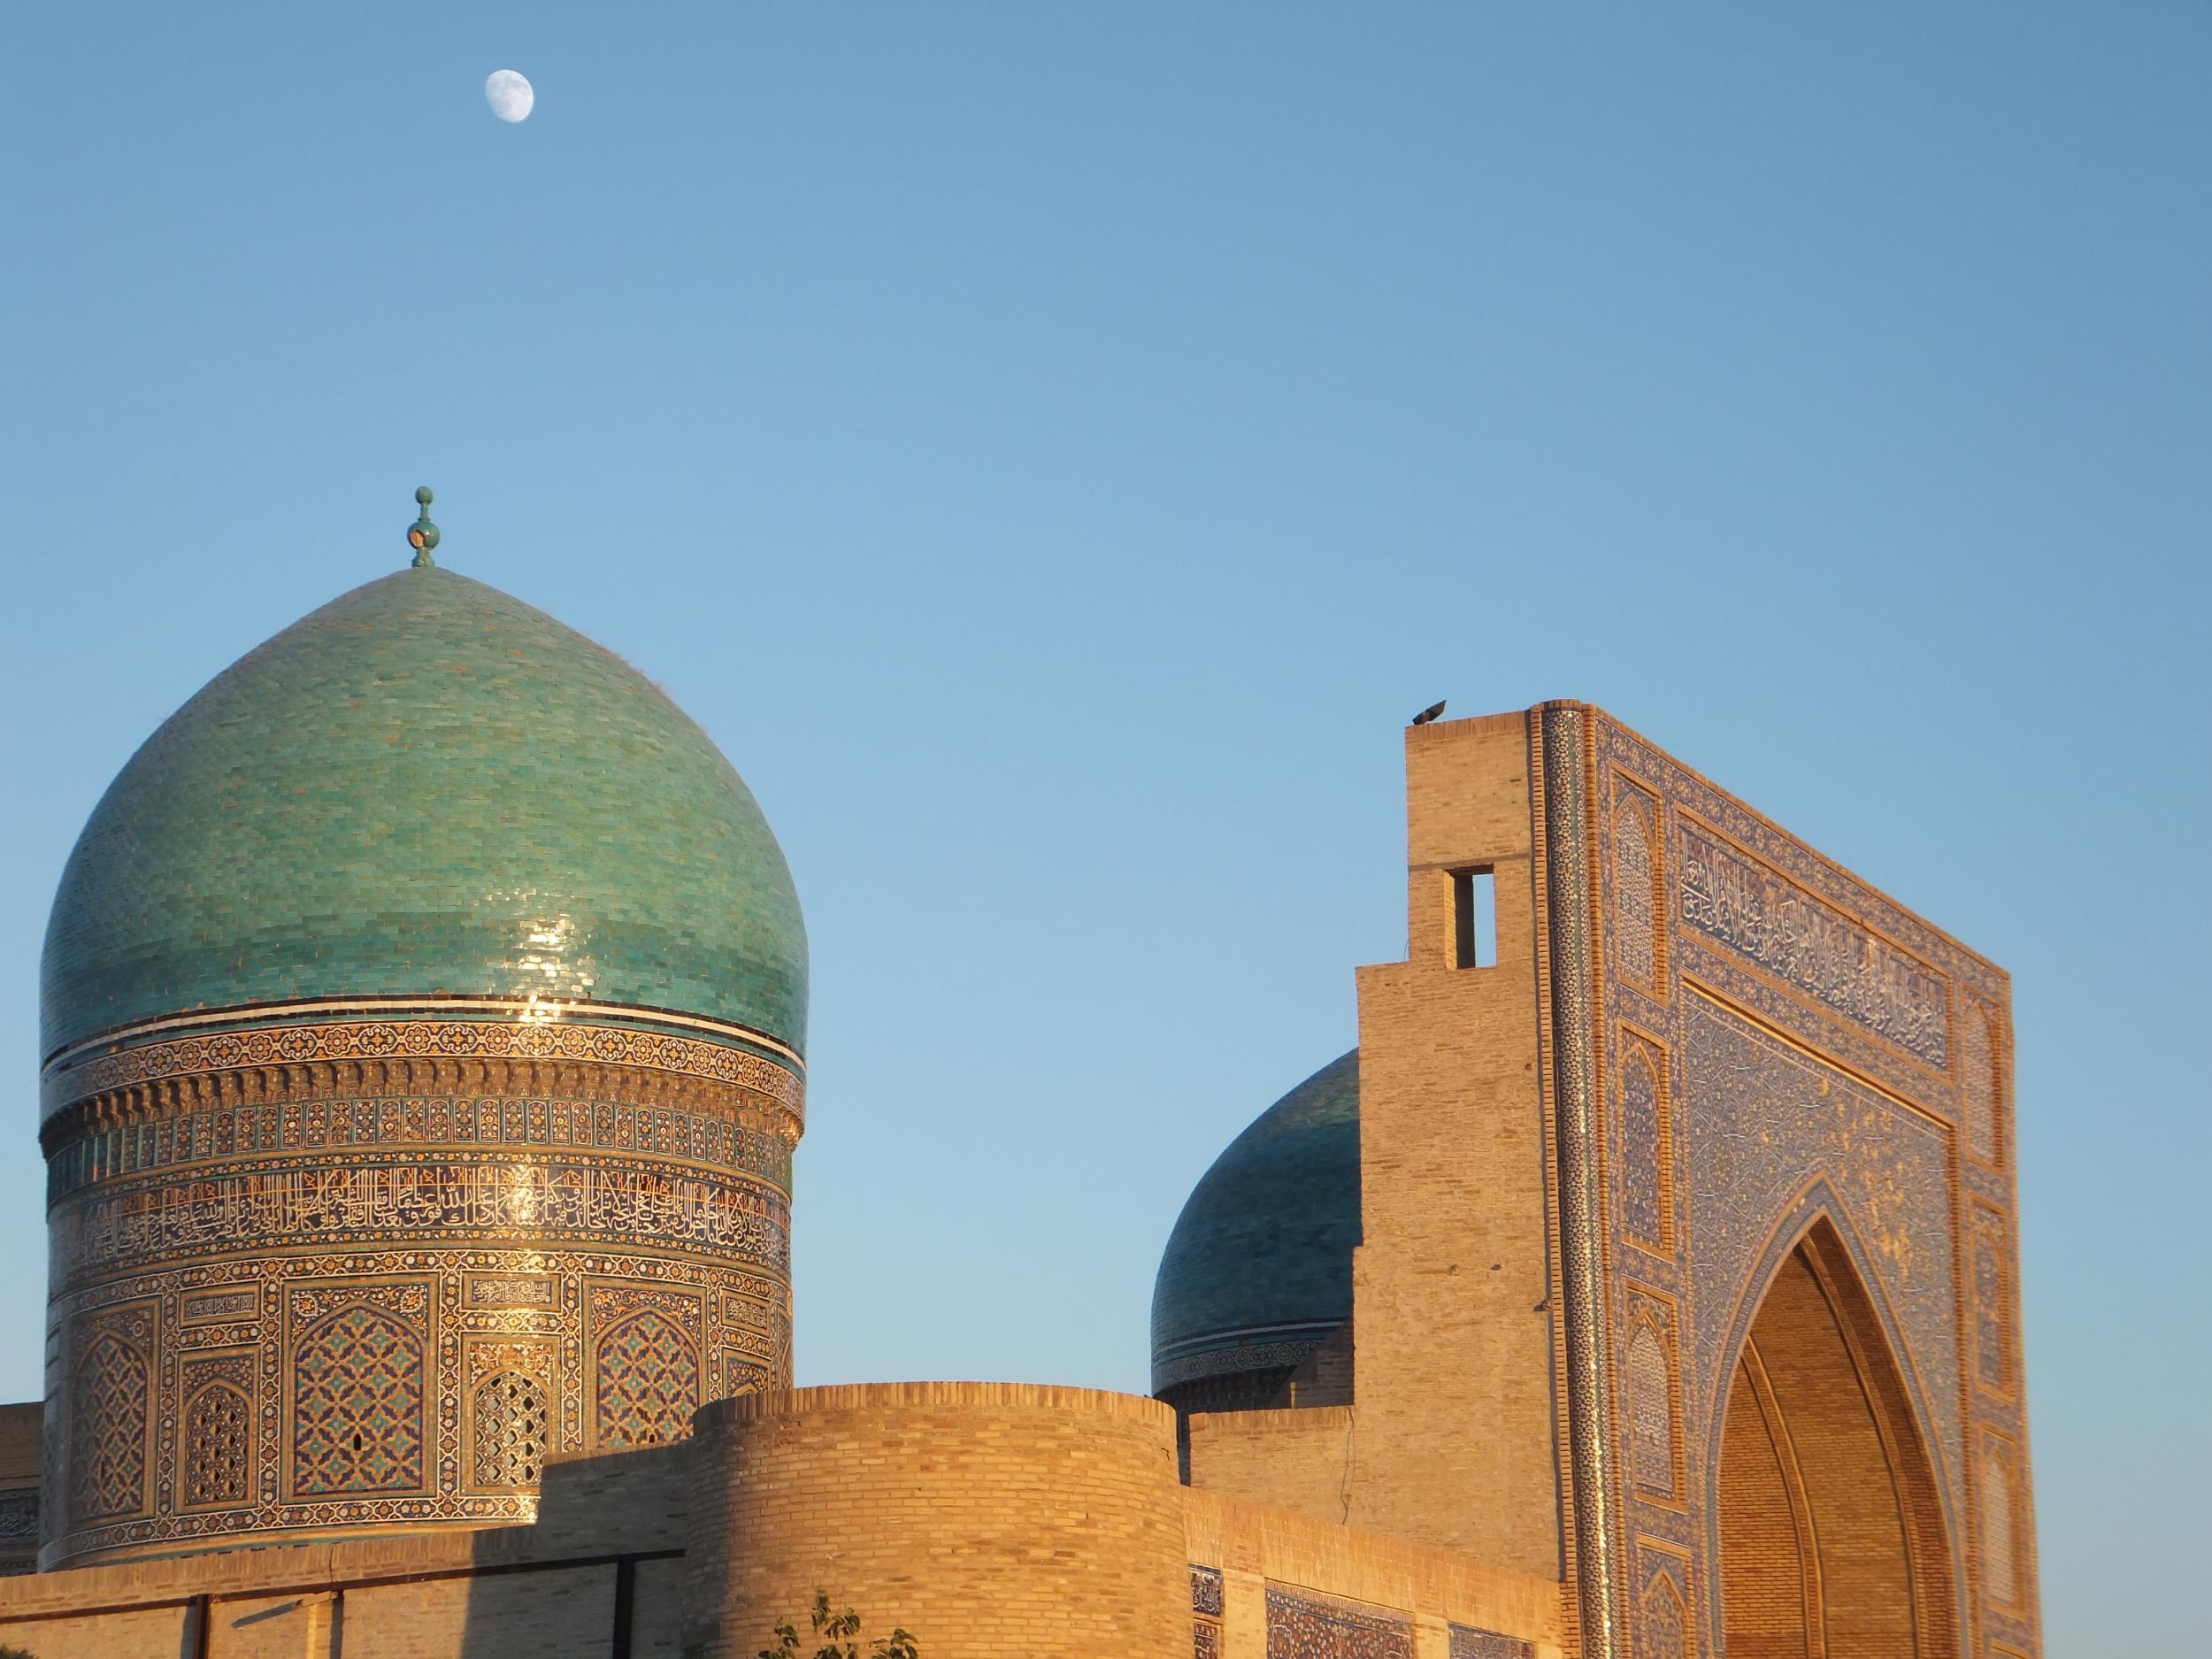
[
  {"xmin": 42, "ymin": 565, "xmax": 806, "ymax": 1072},
  {"xmin": 1149, "ymin": 1050, "xmax": 1361, "ymax": 1393}
]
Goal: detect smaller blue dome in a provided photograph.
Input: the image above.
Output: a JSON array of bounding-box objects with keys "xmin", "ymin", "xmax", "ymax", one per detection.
[{"xmin": 1149, "ymin": 1051, "xmax": 1361, "ymax": 1395}]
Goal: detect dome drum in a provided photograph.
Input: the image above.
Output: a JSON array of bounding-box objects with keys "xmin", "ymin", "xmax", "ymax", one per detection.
[{"xmin": 1150, "ymin": 1050, "xmax": 1363, "ymax": 1422}]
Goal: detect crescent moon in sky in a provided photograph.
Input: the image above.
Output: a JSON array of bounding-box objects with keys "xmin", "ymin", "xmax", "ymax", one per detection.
[{"xmin": 485, "ymin": 70, "xmax": 534, "ymax": 124}]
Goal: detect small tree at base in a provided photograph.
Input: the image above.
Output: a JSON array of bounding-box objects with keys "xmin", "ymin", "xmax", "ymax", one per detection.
[{"xmin": 757, "ymin": 1591, "xmax": 918, "ymax": 1659}]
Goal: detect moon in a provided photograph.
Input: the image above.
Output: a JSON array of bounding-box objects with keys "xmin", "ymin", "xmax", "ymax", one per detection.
[{"xmin": 485, "ymin": 70, "xmax": 534, "ymax": 124}]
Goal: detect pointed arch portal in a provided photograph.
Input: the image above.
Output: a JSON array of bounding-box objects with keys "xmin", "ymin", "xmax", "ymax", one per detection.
[{"xmin": 1713, "ymin": 1220, "xmax": 1957, "ymax": 1659}]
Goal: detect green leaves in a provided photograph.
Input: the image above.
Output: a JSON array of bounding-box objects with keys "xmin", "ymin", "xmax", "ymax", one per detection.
[{"xmin": 757, "ymin": 1591, "xmax": 918, "ymax": 1659}]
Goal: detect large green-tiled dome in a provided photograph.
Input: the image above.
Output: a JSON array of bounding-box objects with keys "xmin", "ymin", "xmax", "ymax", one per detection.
[
  {"xmin": 1150, "ymin": 1050, "xmax": 1361, "ymax": 1394},
  {"xmin": 41, "ymin": 565, "xmax": 806, "ymax": 1073}
]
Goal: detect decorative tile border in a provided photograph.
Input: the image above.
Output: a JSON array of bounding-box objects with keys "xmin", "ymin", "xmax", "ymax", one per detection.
[
  {"xmin": 1264, "ymin": 1586, "xmax": 1413, "ymax": 1659},
  {"xmin": 44, "ymin": 1013, "xmax": 803, "ymax": 1120},
  {"xmin": 1677, "ymin": 815, "xmax": 1949, "ymax": 1071}
]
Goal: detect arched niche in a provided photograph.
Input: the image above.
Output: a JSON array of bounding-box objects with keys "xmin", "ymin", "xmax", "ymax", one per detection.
[{"xmin": 1711, "ymin": 1217, "xmax": 1957, "ymax": 1659}]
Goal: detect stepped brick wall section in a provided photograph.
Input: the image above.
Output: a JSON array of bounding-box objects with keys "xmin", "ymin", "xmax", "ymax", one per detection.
[{"xmin": 686, "ymin": 1382, "xmax": 1189, "ymax": 1659}]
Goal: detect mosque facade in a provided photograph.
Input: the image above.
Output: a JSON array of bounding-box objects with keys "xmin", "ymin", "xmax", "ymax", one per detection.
[{"xmin": 0, "ymin": 506, "xmax": 2039, "ymax": 1658}]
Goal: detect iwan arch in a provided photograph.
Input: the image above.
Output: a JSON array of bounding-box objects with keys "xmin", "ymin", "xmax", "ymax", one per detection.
[{"xmin": 0, "ymin": 505, "xmax": 2038, "ymax": 1658}]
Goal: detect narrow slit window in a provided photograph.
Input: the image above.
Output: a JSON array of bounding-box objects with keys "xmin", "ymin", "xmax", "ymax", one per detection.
[{"xmin": 1454, "ymin": 867, "xmax": 1496, "ymax": 969}]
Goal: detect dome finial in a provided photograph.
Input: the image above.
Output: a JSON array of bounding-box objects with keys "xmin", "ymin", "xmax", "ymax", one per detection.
[{"xmin": 406, "ymin": 486, "xmax": 441, "ymax": 568}]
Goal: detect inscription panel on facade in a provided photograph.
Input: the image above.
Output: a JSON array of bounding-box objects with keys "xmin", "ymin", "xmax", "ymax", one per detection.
[
  {"xmin": 1677, "ymin": 818, "xmax": 1949, "ymax": 1069},
  {"xmin": 53, "ymin": 1156, "xmax": 789, "ymax": 1285}
]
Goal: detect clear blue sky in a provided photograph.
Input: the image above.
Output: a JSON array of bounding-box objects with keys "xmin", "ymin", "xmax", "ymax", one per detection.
[{"xmin": 4, "ymin": 4, "xmax": 2205, "ymax": 1651}]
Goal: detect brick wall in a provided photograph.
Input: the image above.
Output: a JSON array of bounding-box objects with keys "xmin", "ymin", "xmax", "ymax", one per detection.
[
  {"xmin": 1186, "ymin": 1406, "xmax": 1354, "ymax": 1525},
  {"xmin": 0, "ymin": 1505, "xmax": 674, "ymax": 1658},
  {"xmin": 685, "ymin": 1382, "xmax": 1188, "ymax": 1659},
  {"xmin": 1344, "ymin": 714, "xmax": 1564, "ymax": 1575}
]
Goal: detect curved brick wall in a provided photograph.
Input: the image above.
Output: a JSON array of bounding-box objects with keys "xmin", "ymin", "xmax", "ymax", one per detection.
[{"xmin": 687, "ymin": 1382, "xmax": 1187, "ymax": 1659}]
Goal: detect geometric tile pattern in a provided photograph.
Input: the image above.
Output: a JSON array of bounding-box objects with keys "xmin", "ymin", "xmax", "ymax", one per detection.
[
  {"xmin": 1682, "ymin": 1002, "xmax": 1962, "ymax": 1507},
  {"xmin": 1960, "ymin": 1000, "xmax": 2000, "ymax": 1167},
  {"xmin": 1980, "ymin": 1434, "xmax": 2019, "ymax": 1609},
  {"xmin": 1638, "ymin": 1569, "xmax": 1688, "ymax": 1659},
  {"xmin": 595, "ymin": 1308, "xmax": 700, "ymax": 1448},
  {"xmin": 1264, "ymin": 1586, "xmax": 1413, "ymax": 1659},
  {"xmin": 472, "ymin": 1370, "xmax": 550, "ymax": 1488},
  {"xmin": 291, "ymin": 1301, "xmax": 426, "ymax": 1496},
  {"xmin": 1613, "ymin": 791, "xmax": 1659, "ymax": 987},
  {"xmin": 1972, "ymin": 1205, "xmax": 2014, "ymax": 1397},
  {"xmin": 181, "ymin": 1356, "xmax": 254, "ymax": 1509},
  {"xmin": 69, "ymin": 1323, "xmax": 149, "ymax": 1525},
  {"xmin": 1626, "ymin": 1317, "xmax": 1676, "ymax": 1501},
  {"xmin": 1618, "ymin": 1038, "xmax": 1669, "ymax": 1252}
]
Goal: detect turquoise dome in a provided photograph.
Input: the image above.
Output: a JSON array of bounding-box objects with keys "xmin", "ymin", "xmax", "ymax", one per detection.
[
  {"xmin": 42, "ymin": 565, "xmax": 806, "ymax": 1076},
  {"xmin": 1150, "ymin": 1050, "xmax": 1361, "ymax": 1394}
]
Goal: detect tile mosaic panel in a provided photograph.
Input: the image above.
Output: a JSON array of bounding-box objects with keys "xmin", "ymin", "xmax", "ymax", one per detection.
[
  {"xmin": 180, "ymin": 1287, "xmax": 261, "ymax": 1324},
  {"xmin": 1638, "ymin": 1572, "xmax": 1688, "ymax": 1659},
  {"xmin": 52, "ymin": 1152, "xmax": 789, "ymax": 1281},
  {"xmin": 0, "ymin": 1492, "xmax": 36, "ymax": 1544},
  {"xmin": 69, "ymin": 1306, "xmax": 152, "ymax": 1525},
  {"xmin": 1191, "ymin": 1564, "xmax": 1225, "ymax": 1617},
  {"xmin": 1618, "ymin": 1034, "xmax": 1671, "ymax": 1253},
  {"xmin": 289, "ymin": 1285, "xmax": 429, "ymax": 1498},
  {"xmin": 1448, "ymin": 1624, "xmax": 1534, "ymax": 1659},
  {"xmin": 1264, "ymin": 1587, "xmax": 1413, "ymax": 1659},
  {"xmin": 1612, "ymin": 786, "xmax": 1663, "ymax": 988},
  {"xmin": 1682, "ymin": 996, "xmax": 1962, "ymax": 1528},
  {"xmin": 1979, "ymin": 1432, "xmax": 2022, "ymax": 1610},
  {"xmin": 180, "ymin": 1352, "xmax": 255, "ymax": 1509},
  {"xmin": 1970, "ymin": 1204, "xmax": 2014, "ymax": 1398},
  {"xmin": 1194, "ymin": 1563, "xmax": 1225, "ymax": 1659},
  {"xmin": 591, "ymin": 1286, "xmax": 703, "ymax": 1448},
  {"xmin": 472, "ymin": 1370, "xmax": 550, "ymax": 1488},
  {"xmin": 1625, "ymin": 1310, "xmax": 1678, "ymax": 1502},
  {"xmin": 0, "ymin": 1488, "xmax": 37, "ymax": 1575},
  {"xmin": 1960, "ymin": 1000, "xmax": 2001, "ymax": 1166},
  {"xmin": 1677, "ymin": 818, "xmax": 1949, "ymax": 1069}
]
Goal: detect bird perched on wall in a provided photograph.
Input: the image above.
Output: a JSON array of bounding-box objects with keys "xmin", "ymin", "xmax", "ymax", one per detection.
[{"xmin": 1411, "ymin": 700, "xmax": 1447, "ymax": 726}]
